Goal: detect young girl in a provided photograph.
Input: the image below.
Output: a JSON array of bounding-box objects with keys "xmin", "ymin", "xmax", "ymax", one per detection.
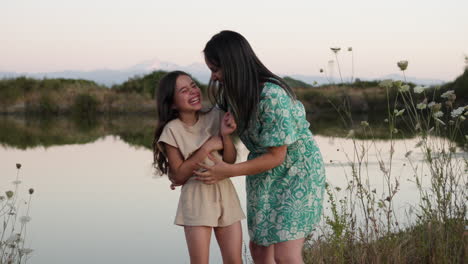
[
  {"xmin": 195, "ymin": 31, "xmax": 326, "ymax": 264},
  {"xmin": 152, "ymin": 71, "xmax": 245, "ymax": 264}
]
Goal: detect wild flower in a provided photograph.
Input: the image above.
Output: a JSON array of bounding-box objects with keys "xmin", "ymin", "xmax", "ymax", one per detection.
[
  {"xmin": 6, "ymin": 190, "xmax": 14, "ymax": 199},
  {"xmin": 346, "ymin": 129, "xmax": 355, "ymax": 138},
  {"xmin": 417, "ymin": 103, "xmax": 427, "ymax": 110},
  {"xmin": 441, "ymin": 90, "xmax": 454, "ymax": 99},
  {"xmin": 413, "ymin": 86, "xmax": 426, "ymax": 94},
  {"xmin": 451, "ymin": 107, "xmax": 465, "ymax": 118},
  {"xmin": 399, "ymin": 84, "xmax": 410, "ymax": 93},
  {"xmin": 360, "ymin": 121, "xmax": 369, "ymax": 127},
  {"xmin": 433, "ymin": 111, "xmax": 444, "ymax": 118},
  {"xmin": 397, "ymin": 60, "xmax": 408, "ymax": 71},
  {"xmin": 330, "ymin": 47, "xmax": 341, "ymax": 54},
  {"xmin": 1, "ymin": 163, "xmax": 35, "ymax": 263},
  {"xmin": 379, "ymin": 79, "xmax": 393, "ymax": 88},
  {"xmin": 395, "ymin": 109, "xmax": 405, "ymax": 117}
]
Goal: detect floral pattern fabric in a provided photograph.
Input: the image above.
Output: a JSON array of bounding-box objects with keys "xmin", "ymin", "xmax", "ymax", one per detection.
[{"xmin": 240, "ymin": 82, "xmax": 326, "ymax": 246}]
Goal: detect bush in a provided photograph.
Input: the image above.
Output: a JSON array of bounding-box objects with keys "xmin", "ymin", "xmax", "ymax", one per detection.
[{"xmin": 72, "ymin": 94, "xmax": 99, "ymax": 117}]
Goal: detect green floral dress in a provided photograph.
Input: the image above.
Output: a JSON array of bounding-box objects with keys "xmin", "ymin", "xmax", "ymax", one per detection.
[{"xmin": 240, "ymin": 82, "xmax": 326, "ymax": 246}]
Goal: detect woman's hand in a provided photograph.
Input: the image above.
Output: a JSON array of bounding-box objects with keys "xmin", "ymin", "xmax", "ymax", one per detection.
[
  {"xmin": 194, "ymin": 153, "xmax": 232, "ymax": 184},
  {"xmin": 220, "ymin": 112, "xmax": 237, "ymax": 136},
  {"xmin": 201, "ymin": 135, "xmax": 223, "ymax": 153}
]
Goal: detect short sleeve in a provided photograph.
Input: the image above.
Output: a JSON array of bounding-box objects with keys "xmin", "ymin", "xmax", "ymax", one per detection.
[
  {"xmin": 257, "ymin": 85, "xmax": 299, "ymax": 147},
  {"xmin": 157, "ymin": 125, "xmax": 179, "ymax": 156}
]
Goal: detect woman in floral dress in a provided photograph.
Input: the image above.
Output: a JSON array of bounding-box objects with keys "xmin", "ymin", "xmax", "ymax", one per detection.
[{"xmin": 195, "ymin": 30, "xmax": 326, "ymax": 264}]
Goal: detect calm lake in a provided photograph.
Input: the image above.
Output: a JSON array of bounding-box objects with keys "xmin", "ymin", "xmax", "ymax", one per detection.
[{"xmin": 0, "ymin": 115, "xmax": 466, "ymax": 263}]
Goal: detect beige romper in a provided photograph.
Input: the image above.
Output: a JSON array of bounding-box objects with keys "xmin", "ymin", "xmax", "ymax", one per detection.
[{"xmin": 158, "ymin": 108, "xmax": 245, "ymax": 227}]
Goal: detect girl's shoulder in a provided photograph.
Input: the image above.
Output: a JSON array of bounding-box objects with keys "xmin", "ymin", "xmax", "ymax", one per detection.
[
  {"xmin": 161, "ymin": 118, "xmax": 183, "ymax": 132},
  {"xmin": 199, "ymin": 105, "xmax": 225, "ymax": 119}
]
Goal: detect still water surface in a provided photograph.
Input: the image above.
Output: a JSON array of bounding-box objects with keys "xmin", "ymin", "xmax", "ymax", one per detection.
[{"xmin": 1, "ymin": 118, "xmax": 465, "ymax": 263}]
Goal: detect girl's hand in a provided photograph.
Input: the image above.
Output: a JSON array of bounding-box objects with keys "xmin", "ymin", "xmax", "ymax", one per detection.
[
  {"xmin": 169, "ymin": 183, "xmax": 182, "ymax": 190},
  {"xmin": 194, "ymin": 153, "xmax": 232, "ymax": 184},
  {"xmin": 202, "ymin": 136, "xmax": 223, "ymax": 153},
  {"xmin": 220, "ymin": 112, "xmax": 237, "ymax": 136}
]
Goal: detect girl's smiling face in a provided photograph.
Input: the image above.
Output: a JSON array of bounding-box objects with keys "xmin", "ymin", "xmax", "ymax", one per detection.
[{"xmin": 172, "ymin": 75, "xmax": 202, "ymax": 113}]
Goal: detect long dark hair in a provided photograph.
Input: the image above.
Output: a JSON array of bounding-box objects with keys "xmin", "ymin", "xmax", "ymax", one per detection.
[
  {"xmin": 152, "ymin": 70, "xmax": 189, "ymax": 175},
  {"xmin": 203, "ymin": 30, "xmax": 295, "ymax": 133}
]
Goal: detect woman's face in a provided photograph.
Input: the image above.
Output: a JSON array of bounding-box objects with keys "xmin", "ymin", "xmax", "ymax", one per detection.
[{"xmin": 204, "ymin": 56, "xmax": 223, "ymax": 83}]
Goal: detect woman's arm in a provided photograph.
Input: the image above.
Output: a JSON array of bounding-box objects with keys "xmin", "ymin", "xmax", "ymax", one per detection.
[
  {"xmin": 164, "ymin": 136, "xmax": 223, "ymax": 185},
  {"xmin": 195, "ymin": 145, "xmax": 287, "ymax": 184},
  {"xmin": 220, "ymin": 112, "xmax": 237, "ymax": 164}
]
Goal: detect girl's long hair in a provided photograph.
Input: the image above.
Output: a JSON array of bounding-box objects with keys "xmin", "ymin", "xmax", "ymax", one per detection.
[
  {"xmin": 203, "ymin": 30, "xmax": 295, "ymax": 133},
  {"xmin": 152, "ymin": 71, "xmax": 189, "ymax": 175}
]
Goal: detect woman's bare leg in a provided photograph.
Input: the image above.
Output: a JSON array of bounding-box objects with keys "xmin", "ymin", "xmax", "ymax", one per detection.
[
  {"xmin": 273, "ymin": 237, "xmax": 305, "ymax": 264},
  {"xmin": 249, "ymin": 240, "xmax": 275, "ymax": 264}
]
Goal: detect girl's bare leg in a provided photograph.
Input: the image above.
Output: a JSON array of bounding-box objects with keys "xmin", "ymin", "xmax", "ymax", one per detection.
[
  {"xmin": 214, "ymin": 221, "xmax": 243, "ymax": 264},
  {"xmin": 184, "ymin": 226, "xmax": 212, "ymax": 264}
]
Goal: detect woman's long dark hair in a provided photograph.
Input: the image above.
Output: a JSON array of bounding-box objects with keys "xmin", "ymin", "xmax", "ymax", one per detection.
[
  {"xmin": 203, "ymin": 30, "xmax": 295, "ymax": 133},
  {"xmin": 152, "ymin": 71, "xmax": 189, "ymax": 175}
]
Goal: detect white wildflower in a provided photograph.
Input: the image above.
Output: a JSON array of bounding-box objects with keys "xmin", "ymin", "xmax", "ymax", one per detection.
[
  {"xmin": 441, "ymin": 90, "xmax": 454, "ymax": 99},
  {"xmin": 460, "ymin": 116, "xmax": 466, "ymax": 121},
  {"xmin": 330, "ymin": 47, "xmax": 341, "ymax": 54},
  {"xmin": 379, "ymin": 79, "xmax": 393, "ymax": 88},
  {"xmin": 361, "ymin": 121, "xmax": 369, "ymax": 127},
  {"xmin": 433, "ymin": 111, "xmax": 444, "ymax": 118},
  {"xmin": 399, "ymin": 84, "xmax": 410, "ymax": 92},
  {"xmin": 417, "ymin": 103, "xmax": 427, "ymax": 110},
  {"xmin": 395, "ymin": 109, "xmax": 405, "ymax": 116},
  {"xmin": 347, "ymin": 130, "xmax": 355, "ymax": 138},
  {"xmin": 428, "ymin": 101, "xmax": 436, "ymax": 108},
  {"xmin": 397, "ymin": 60, "xmax": 408, "ymax": 71},
  {"xmin": 414, "ymin": 86, "xmax": 426, "ymax": 94},
  {"xmin": 451, "ymin": 107, "xmax": 465, "ymax": 118}
]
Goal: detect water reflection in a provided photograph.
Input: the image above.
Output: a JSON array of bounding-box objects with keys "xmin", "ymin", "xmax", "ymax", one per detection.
[
  {"xmin": 3, "ymin": 114, "xmax": 464, "ymax": 150},
  {"xmin": 0, "ymin": 115, "xmax": 466, "ymax": 263}
]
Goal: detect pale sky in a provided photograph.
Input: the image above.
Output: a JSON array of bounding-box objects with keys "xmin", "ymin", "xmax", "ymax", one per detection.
[{"xmin": 1, "ymin": 0, "xmax": 467, "ymax": 81}]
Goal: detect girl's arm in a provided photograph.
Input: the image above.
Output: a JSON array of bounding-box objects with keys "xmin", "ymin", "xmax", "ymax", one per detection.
[
  {"xmin": 194, "ymin": 145, "xmax": 287, "ymax": 185},
  {"xmin": 221, "ymin": 134, "xmax": 236, "ymax": 164},
  {"xmin": 164, "ymin": 136, "xmax": 222, "ymax": 185}
]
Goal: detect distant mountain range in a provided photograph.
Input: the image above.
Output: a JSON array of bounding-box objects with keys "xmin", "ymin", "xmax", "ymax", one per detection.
[{"xmin": 0, "ymin": 59, "xmax": 448, "ymax": 87}]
